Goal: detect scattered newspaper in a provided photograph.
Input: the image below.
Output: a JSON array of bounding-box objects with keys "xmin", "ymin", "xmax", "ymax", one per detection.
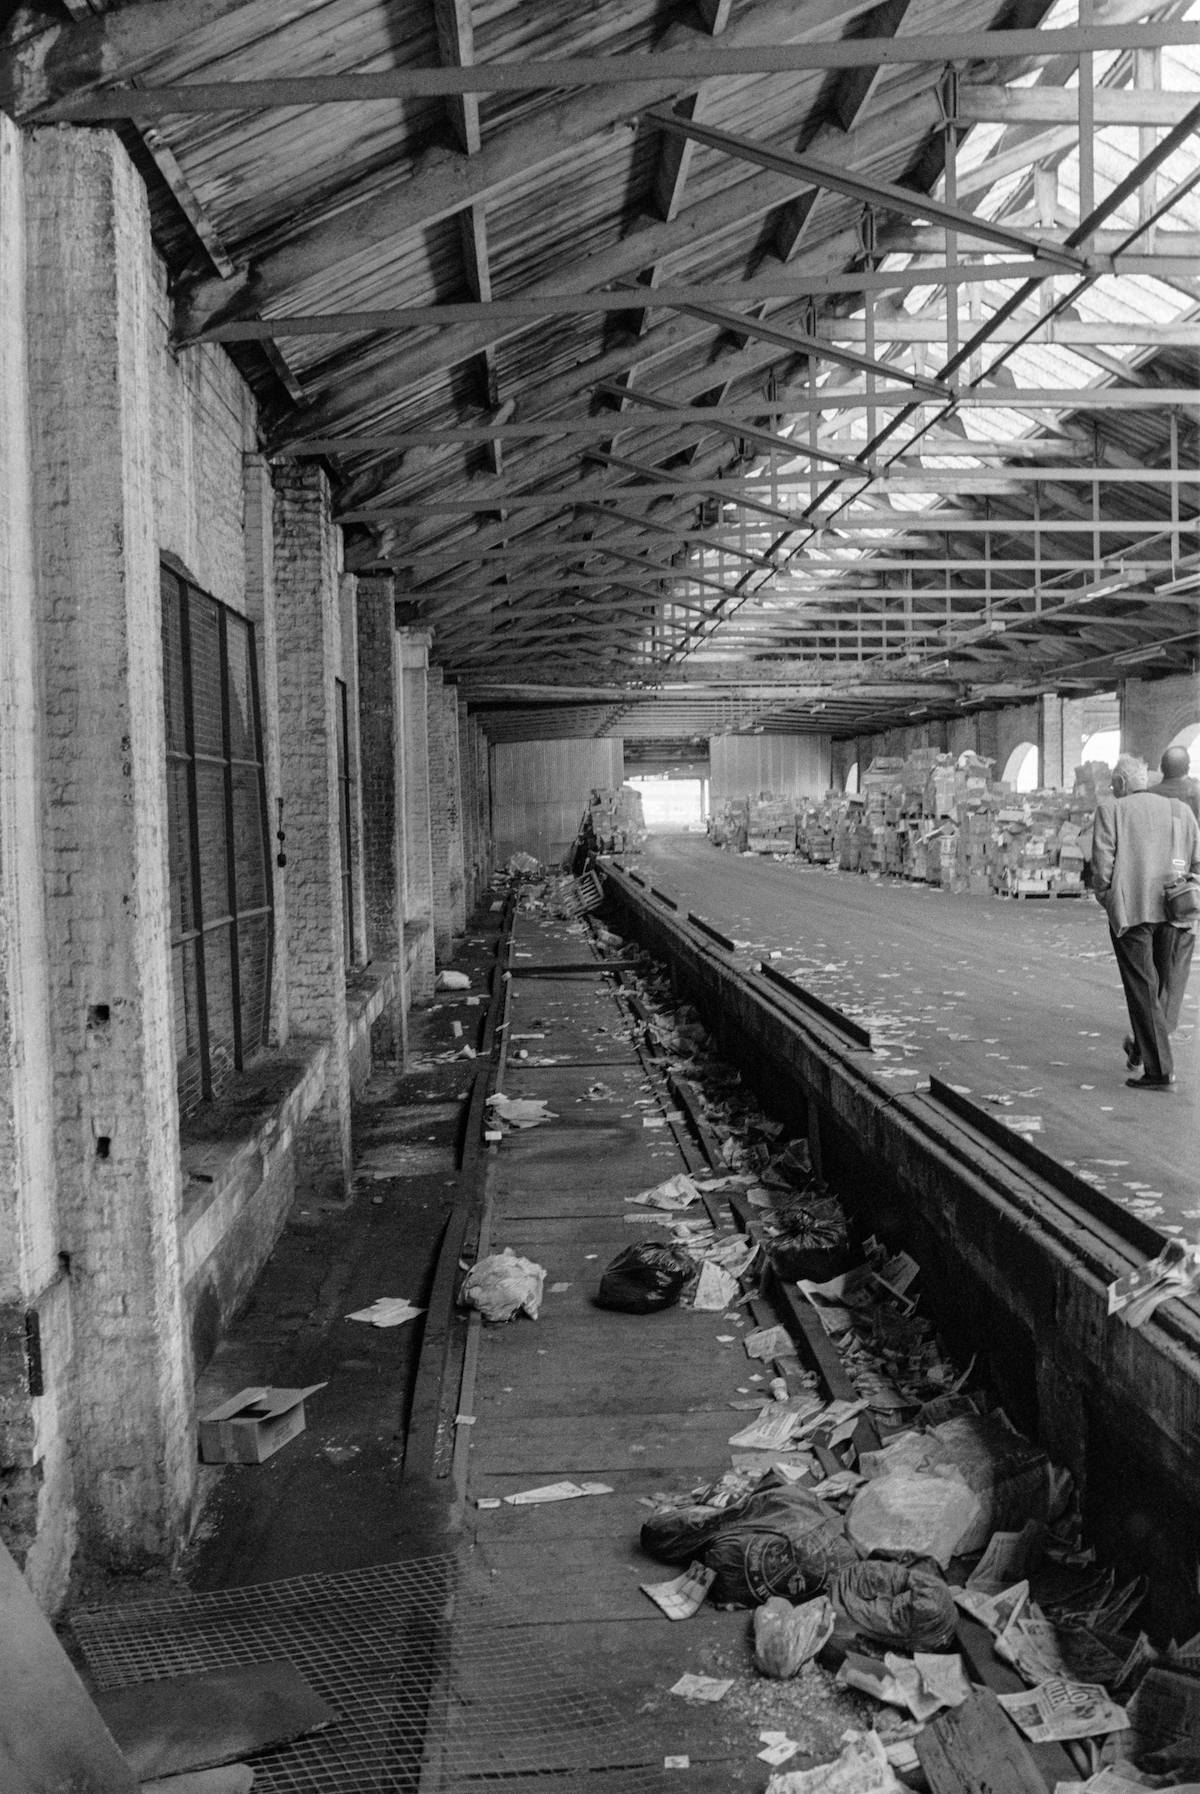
[
  {"xmin": 729, "ymin": 1405, "xmax": 802, "ymax": 1451},
  {"xmin": 669, "ymin": 1673, "xmax": 732, "ymax": 1702},
  {"xmin": 626, "ymin": 1172, "xmax": 703, "ymax": 1211},
  {"xmin": 997, "ymin": 1679, "xmax": 1129, "ymax": 1743},
  {"xmin": 766, "ymin": 1728, "xmax": 904, "ymax": 1794},
  {"xmin": 640, "ymin": 1561, "xmax": 714, "ymax": 1621},
  {"xmin": 691, "ymin": 1260, "xmax": 740, "ymax": 1311},
  {"xmin": 502, "ymin": 1480, "xmax": 611, "ymax": 1506},
  {"xmin": 345, "ymin": 1297, "xmax": 423, "ymax": 1327},
  {"xmin": 744, "ymin": 1322, "xmax": 793, "ymax": 1361},
  {"xmin": 1107, "ymin": 1239, "xmax": 1200, "ymax": 1329},
  {"xmin": 996, "ymin": 1605, "xmax": 1071, "ymax": 1685},
  {"xmin": 1054, "ymin": 1775, "xmax": 1200, "ymax": 1794}
]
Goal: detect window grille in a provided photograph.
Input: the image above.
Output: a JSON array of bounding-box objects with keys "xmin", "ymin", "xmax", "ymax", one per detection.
[
  {"xmin": 335, "ymin": 677, "xmax": 355, "ymax": 966},
  {"xmin": 162, "ymin": 568, "xmax": 273, "ymax": 1114}
]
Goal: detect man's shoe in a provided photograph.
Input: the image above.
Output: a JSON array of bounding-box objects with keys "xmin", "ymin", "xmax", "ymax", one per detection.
[
  {"xmin": 1122, "ymin": 1035, "xmax": 1141, "ymax": 1070},
  {"xmin": 1125, "ymin": 1074, "xmax": 1174, "ymax": 1090}
]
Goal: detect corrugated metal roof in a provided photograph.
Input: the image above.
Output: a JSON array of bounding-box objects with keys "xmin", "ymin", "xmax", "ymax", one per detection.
[{"xmin": 17, "ymin": 0, "xmax": 1196, "ymax": 741}]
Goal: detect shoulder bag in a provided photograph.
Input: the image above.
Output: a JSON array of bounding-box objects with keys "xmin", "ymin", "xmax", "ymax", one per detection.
[{"xmin": 1164, "ymin": 810, "xmax": 1200, "ymax": 920}]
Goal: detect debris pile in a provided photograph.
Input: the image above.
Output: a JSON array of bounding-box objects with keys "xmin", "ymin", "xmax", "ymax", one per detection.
[{"xmin": 603, "ymin": 959, "xmax": 1199, "ymax": 1792}]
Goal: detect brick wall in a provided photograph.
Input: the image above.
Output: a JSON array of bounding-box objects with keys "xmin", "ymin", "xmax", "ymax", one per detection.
[
  {"xmin": 24, "ymin": 126, "xmax": 195, "ymax": 1569},
  {"xmin": 356, "ymin": 576, "xmax": 407, "ymax": 1060},
  {"xmin": 399, "ymin": 632, "xmax": 435, "ymax": 1000},
  {"xmin": 339, "ymin": 572, "xmax": 370, "ymax": 969},
  {"xmin": 1122, "ymin": 672, "xmax": 1200, "ymax": 771},
  {"xmin": 243, "ymin": 455, "xmax": 290, "ymax": 1046},
  {"xmin": 442, "ymin": 686, "xmax": 467, "ymax": 937},
  {"xmin": 832, "ymin": 701, "xmax": 1045, "ymax": 790},
  {"xmin": 426, "ymin": 667, "xmax": 455, "ymax": 961},
  {"xmin": 0, "ymin": 117, "xmax": 76, "ymax": 1606},
  {"xmin": 271, "ymin": 461, "xmax": 352, "ymax": 1200}
]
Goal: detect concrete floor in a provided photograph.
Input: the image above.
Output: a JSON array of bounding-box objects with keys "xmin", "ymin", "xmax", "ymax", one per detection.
[
  {"xmin": 155, "ymin": 899, "xmax": 904, "ymax": 1788},
  {"xmin": 72, "ymin": 876, "xmax": 1171, "ymax": 1787},
  {"xmin": 639, "ymin": 836, "xmax": 1198, "ymax": 1240}
]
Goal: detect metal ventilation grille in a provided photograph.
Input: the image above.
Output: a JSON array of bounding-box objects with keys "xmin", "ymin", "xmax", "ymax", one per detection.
[{"xmin": 72, "ymin": 1557, "xmax": 674, "ymax": 1793}]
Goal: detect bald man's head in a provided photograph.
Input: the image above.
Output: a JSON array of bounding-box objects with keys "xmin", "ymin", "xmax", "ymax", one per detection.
[{"xmin": 1161, "ymin": 746, "xmax": 1192, "ymax": 780}]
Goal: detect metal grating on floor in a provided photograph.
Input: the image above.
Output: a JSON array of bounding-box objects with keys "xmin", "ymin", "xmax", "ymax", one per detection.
[{"xmin": 71, "ymin": 1556, "xmax": 674, "ymax": 1792}]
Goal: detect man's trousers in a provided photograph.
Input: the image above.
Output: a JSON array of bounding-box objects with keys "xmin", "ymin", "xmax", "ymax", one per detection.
[{"xmin": 1110, "ymin": 922, "xmax": 1195, "ymax": 1080}]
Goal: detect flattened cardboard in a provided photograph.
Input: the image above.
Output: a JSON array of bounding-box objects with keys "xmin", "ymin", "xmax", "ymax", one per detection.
[
  {"xmin": 0, "ymin": 1536, "xmax": 138, "ymax": 1794},
  {"xmin": 197, "ymin": 1384, "xmax": 325, "ymax": 1464},
  {"xmin": 93, "ymin": 1660, "xmax": 334, "ymax": 1780}
]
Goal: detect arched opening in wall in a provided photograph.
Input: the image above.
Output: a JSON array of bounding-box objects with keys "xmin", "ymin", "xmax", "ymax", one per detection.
[
  {"xmin": 626, "ymin": 775, "xmax": 706, "ymax": 833},
  {"xmin": 1081, "ymin": 728, "xmax": 1122, "ymax": 768},
  {"xmin": 1002, "ymin": 742, "xmax": 1039, "ymax": 792},
  {"xmin": 844, "ymin": 762, "xmax": 860, "ymax": 795},
  {"xmin": 1166, "ymin": 721, "xmax": 1200, "ymax": 757}
]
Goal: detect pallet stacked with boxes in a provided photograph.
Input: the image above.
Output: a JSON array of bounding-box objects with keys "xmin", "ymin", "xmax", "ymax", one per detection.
[
  {"xmin": 746, "ymin": 792, "xmax": 799, "ymax": 854},
  {"xmin": 708, "ymin": 797, "xmax": 748, "ymax": 851},
  {"xmin": 709, "ymin": 750, "xmax": 1105, "ymax": 903},
  {"xmin": 588, "ymin": 785, "xmax": 646, "ymax": 854},
  {"xmin": 779, "ymin": 751, "xmax": 1107, "ymax": 903},
  {"xmin": 797, "ymin": 798, "xmax": 836, "ymax": 863}
]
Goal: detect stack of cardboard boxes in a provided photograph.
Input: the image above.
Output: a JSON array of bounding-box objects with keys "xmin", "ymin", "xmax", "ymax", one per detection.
[
  {"xmin": 588, "ymin": 785, "xmax": 646, "ymax": 854},
  {"xmin": 746, "ymin": 793, "xmax": 799, "ymax": 855},
  {"xmin": 708, "ymin": 797, "xmax": 748, "ymax": 851},
  {"xmin": 797, "ymin": 799, "xmax": 836, "ymax": 863},
  {"xmin": 780, "ymin": 751, "xmax": 1105, "ymax": 901},
  {"xmin": 707, "ymin": 752, "xmax": 1105, "ymax": 902}
]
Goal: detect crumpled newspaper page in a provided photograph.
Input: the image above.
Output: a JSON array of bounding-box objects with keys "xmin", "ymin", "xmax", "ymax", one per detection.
[
  {"xmin": 669, "ymin": 1673, "xmax": 733, "ymax": 1702},
  {"xmin": 486, "ymin": 1093, "xmax": 558, "ymax": 1130},
  {"xmin": 640, "ymin": 1561, "xmax": 715, "ymax": 1621},
  {"xmin": 997, "ymin": 1679, "xmax": 1129, "ymax": 1743},
  {"xmin": 502, "ymin": 1481, "xmax": 611, "ymax": 1506},
  {"xmin": 691, "ymin": 1260, "xmax": 740, "ymax": 1311},
  {"xmin": 626, "ymin": 1172, "xmax": 703, "ymax": 1210},
  {"xmin": 1107, "ymin": 1239, "xmax": 1200, "ymax": 1329},
  {"xmin": 345, "ymin": 1297, "xmax": 424, "ymax": 1327},
  {"xmin": 766, "ymin": 1728, "xmax": 904, "ymax": 1793}
]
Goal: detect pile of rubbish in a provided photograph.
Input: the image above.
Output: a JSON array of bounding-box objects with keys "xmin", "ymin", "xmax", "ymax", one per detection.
[{"xmin": 606, "ymin": 967, "xmax": 1200, "ymax": 1792}]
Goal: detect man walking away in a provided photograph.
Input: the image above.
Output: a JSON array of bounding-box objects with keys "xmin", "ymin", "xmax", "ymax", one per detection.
[
  {"xmin": 1090, "ymin": 753, "xmax": 1200, "ymax": 1090},
  {"xmin": 1155, "ymin": 745, "xmax": 1200, "ymax": 820}
]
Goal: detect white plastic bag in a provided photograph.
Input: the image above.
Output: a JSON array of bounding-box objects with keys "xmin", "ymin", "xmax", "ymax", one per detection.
[{"xmin": 458, "ymin": 1249, "xmax": 546, "ymax": 1321}]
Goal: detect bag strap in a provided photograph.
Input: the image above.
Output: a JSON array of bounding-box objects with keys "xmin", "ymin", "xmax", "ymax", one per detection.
[{"xmin": 1170, "ymin": 808, "xmax": 1185, "ymax": 876}]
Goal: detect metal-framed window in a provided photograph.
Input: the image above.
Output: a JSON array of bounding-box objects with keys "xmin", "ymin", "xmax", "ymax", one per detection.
[
  {"xmin": 335, "ymin": 676, "xmax": 355, "ymax": 966},
  {"xmin": 162, "ymin": 567, "xmax": 273, "ymax": 1114}
]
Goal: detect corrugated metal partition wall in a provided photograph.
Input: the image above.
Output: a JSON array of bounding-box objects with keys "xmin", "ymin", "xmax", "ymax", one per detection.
[
  {"xmin": 709, "ymin": 734, "xmax": 831, "ymax": 804},
  {"xmin": 491, "ymin": 739, "xmax": 624, "ymax": 868}
]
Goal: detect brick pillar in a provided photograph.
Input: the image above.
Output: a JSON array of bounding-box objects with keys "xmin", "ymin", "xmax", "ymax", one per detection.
[
  {"xmin": 476, "ymin": 723, "xmax": 493, "ymax": 875},
  {"xmin": 243, "ymin": 454, "xmax": 289, "ymax": 1045},
  {"xmin": 1062, "ymin": 697, "xmax": 1086, "ymax": 786},
  {"xmin": 1039, "ymin": 695, "xmax": 1064, "ymax": 790},
  {"xmin": 457, "ymin": 706, "xmax": 480, "ymax": 916},
  {"xmin": 339, "ymin": 573, "xmax": 369, "ymax": 968},
  {"xmin": 271, "ymin": 461, "xmax": 351, "ymax": 1200},
  {"xmin": 0, "ymin": 115, "xmax": 77, "ymax": 1605},
  {"xmin": 24, "ymin": 127, "xmax": 193, "ymax": 1563},
  {"xmin": 356, "ymin": 576, "xmax": 407, "ymax": 1060},
  {"xmin": 443, "ymin": 686, "xmax": 467, "ymax": 937},
  {"xmin": 426, "ymin": 666, "xmax": 454, "ymax": 962},
  {"xmin": 473, "ymin": 718, "xmax": 488, "ymax": 906},
  {"xmin": 398, "ymin": 630, "xmax": 435, "ymax": 1001}
]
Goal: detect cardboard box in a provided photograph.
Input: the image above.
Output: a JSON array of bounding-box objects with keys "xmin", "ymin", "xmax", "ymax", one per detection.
[{"xmin": 198, "ymin": 1384, "xmax": 325, "ymax": 1464}]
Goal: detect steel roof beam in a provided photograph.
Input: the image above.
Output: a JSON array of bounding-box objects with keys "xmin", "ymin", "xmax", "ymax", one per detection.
[
  {"xmin": 644, "ymin": 110, "xmax": 1088, "ymax": 272},
  {"xmin": 664, "ymin": 299, "xmax": 954, "ymax": 396},
  {"xmin": 33, "ymin": 22, "xmax": 1200, "ymax": 116},
  {"xmin": 957, "ymin": 84, "xmax": 1200, "ymax": 127},
  {"xmin": 158, "ymin": 0, "xmax": 883, "ymax": 339},
  {"xmin": 288, "ymin": 388, "xmax": 1200, "ymax": 459}
]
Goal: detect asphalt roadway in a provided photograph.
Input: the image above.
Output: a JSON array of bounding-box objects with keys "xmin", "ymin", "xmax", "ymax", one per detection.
[{"xmin": 639, "ymin": 833, "xmax": 1198, "ymax": 1243}]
